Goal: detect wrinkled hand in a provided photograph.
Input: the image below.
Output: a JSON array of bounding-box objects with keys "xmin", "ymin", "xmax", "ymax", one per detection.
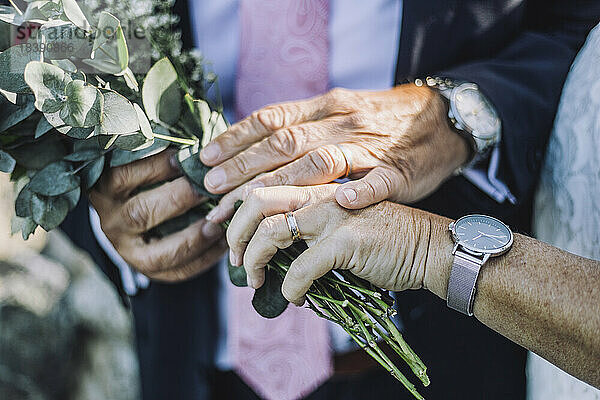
[
  {"xmin": 89, "ymin": 151, "xmax": 227, "ymax": 282},
  {"xmin": 226, "ymin": 184, "xmax": 449, "ymax": 305},
  {"xmin": 201, "ymin": 84, "xmax": 469, "ymax": 224}
]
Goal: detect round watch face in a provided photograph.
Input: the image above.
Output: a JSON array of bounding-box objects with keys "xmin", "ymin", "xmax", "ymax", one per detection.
[
  {"xmin": 451, "ymin": 214, "xmax": 513, "ymax": 255},
  {"xmin": 451, "ymin": 83, "xmax": 501, "ymax": 140}
]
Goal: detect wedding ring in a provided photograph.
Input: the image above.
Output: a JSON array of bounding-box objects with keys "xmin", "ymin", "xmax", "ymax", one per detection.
[
  {"xmin": 285, "ymin": 212, "xmax": 302, "ymax": 242},
  {"xmin": 335, "ymin": 144, "xmax": 354, "ymax": 179}
]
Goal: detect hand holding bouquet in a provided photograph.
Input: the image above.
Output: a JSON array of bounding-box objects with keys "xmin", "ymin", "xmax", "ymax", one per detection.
[{"xmin": 0, "ymin": 1, "xmax": 429, "ymax": 397}]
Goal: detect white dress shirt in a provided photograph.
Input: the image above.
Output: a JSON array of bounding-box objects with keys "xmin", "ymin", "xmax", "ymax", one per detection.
[{"xmin": 90, "ymin": 0, "xmax": 515, "ymax": 370}]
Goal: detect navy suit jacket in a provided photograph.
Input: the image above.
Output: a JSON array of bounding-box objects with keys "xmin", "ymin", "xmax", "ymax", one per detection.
[{"xmin": 61, "ymin": 1, "xmax": 600, "ymax": 399}]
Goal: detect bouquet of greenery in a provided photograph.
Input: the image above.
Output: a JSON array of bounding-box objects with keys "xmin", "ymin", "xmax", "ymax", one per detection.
[{"xmin": 0, "ymin": 1, "xmax": 429, "ymax": 397}]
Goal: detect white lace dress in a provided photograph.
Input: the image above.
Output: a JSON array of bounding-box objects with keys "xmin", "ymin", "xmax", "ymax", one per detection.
[{"xmin": 528, "ymin": 23, "xmax": 600, "ymax": 400}]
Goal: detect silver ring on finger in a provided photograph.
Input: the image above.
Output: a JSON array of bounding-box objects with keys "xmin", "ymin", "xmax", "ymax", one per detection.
[
  {"xmin": 335, "ymin": 144, "xmax": 354, "ymax": 179},
  {"xmin": 284, "ymin": 212, "xmax": 302, "ymax": 242}
]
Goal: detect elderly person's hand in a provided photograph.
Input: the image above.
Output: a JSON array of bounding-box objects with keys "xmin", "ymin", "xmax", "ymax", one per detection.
[
  {"xmin": 201, "ymin": 84, "xmax": 469, "ymax": 224},
  {"xmin": 226, "ymin": 184, "xmax": 451, "ymax": 304},
  {"xmin": 89, "ymin": 151, "xmax": 227, "ymax": 282}
]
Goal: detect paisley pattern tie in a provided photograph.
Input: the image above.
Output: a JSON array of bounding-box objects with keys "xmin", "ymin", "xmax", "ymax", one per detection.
[{"xmin": 229, "ymin": 1, "xmax": 332, "ymax": 399}]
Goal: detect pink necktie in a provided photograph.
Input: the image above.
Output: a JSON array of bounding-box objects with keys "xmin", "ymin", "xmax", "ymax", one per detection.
[{"xmin": 229, "ymin": 1, "xmax": 332, "ymax": 400}]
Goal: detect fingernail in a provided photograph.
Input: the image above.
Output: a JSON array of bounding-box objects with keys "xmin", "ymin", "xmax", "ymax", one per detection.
[
  {"xmin": 342, "ymin": 188, "xmax": 357, "ymax": 203},
  {"xmin": 206, "ymin": 207, "xmax": 219, "ymax": 221},
  {"xmin": 201, "ymin": 144, "xmax": 221, "ymax": 163},
  {"xmin": 202, "ymin": 221, "xmax": 223, "ymax": 238},
  {"xmin": 205, "ymin": 167, "xmax": 225, "ymax": 189}
]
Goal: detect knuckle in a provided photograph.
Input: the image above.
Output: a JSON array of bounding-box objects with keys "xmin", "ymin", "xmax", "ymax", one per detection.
[
  {"xmin": 246, "ymin": 187, "xmax": 265, "ymax": 207},
  {"xmin": 255, "ymin": 105, "xmax": 286, "ymax": 131},
  {"xmin": 345, "ymin": 111, "xmax": 367, "ymax": 129},
  {"xmin": 308, "ymin": 147, "xmax": 339, "ymax": 177},
  {"xmin": 287, "ymin": 262, "xmax": 306, "ymax": 281},
  {"xmin": 106, "ymin": 166, "xmax": 131, "ymax": 194},
  {"xmin": 269, "ymin": 171, "xmax": 290, "ymax": 186},
  {"xmin": 261, "ymin": 169, "xmax": 291, "ymax": 187},
  {"xmin": 364, "ymin": 172, "xmax": 395, "ymax": 200},
  {"xmin": 267, "ymin": 127, "xmax": 302, "ymax": 158},
  {"xmin": 327, "ymin": 87, "xmax": 348, "ymax": 101},
  {"xmin": 226, "ymin": 226, "xmax": 245, "ymax": 252},
  {"xmin": 257, "ymin": 216, "xmax": 279, "ymax": 239},
  {"xmin": 231, "ymin": 154, "xmax": 252, "ymax": 176},
  {"xmin": 362, "ymin": 179, "xmax": 379, "ymax": 200},
  {"xmin": 123, "ymin": 196, "xmax": 153, "ymax": 232},
  {"xmin": 166, "ymin": 182, "xmax": 196, "ymax": 212}
]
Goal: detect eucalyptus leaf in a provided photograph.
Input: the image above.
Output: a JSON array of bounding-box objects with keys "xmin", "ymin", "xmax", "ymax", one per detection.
[
  {"xmin": 252, "ymin": 267, "xmax": 289, "ymax": 318},
  {"xmin": 228, "ymin": 261, "xmax": 248, "ymax": 287},
  {"xmin": 62, "ymin": 186, "xmax": 81, "ymax": 210},
  {"xmin": 0, "ymin": 88, "xmax": 17, "ymax": 104},
  {"xmin": 64, "ymin": 149, "xmax": 102, "ymax": 161},
  {"xmin": 60, "ymin": 80, "xmax": 103, "ymax": 127},
  {"xmin": 35, "ymin": 115, "xmax": 54, "ymax": 138},
  {"xmin": 178, "ymin": 102, "xmax": 202, "ymax": 138},
  {"xmin": 0, "ymin": 44, "xmax": 42, "ymax": 93},
  {"xmin": 0, "ymin": 93, "xmax": 35, "ymax": 132},
  {"xmin": 39, "ymin": 21, "xmax": 87, "ymax": 60},
  {"xmin": 133, "ymin": 103, "xmax": 153, "ymax": 140},
  {"xmin": 177, "ymin": 144, "xmax": 221, "ymax": 200},
  {"xmin": 51, "ymin": 59, "xmax": 77, "ymax": 73},
  {"xmin": 80, "ymin": 155, "xmax": 104, "ymax": 190},
  {"xmin": 188, "ymin": 97, "xmax": 226, "ymax": 146},
  {"xmin": 0, "ymin": 5, "xmax": 22, "ymax": 26},
  {"xmin": 112, "ymin": 132, "xmax": 152, "ymax": 151},
  {"xmin": 71, "ymin": 70, "xmax": 86, "ymax": 82},
  {"xmin": 62, "ymin": 0, "xmax": 91, "ymax": 32},
  {"xmin": 11, "ymin": 215, "xmax": 38, "ymax": 240},
  {"xmin": 15, "ymin": 185, "xmax": 33, "ymax": 217},
  {"xmin": 72, "ymin": 135, "xmax": 112, "ymax": 153},
  {"xmin": 24, "ymin": 61, "xmax": 71, "ymax": 113},
  {"xmin": 21, "ymin": 1, "xmax": 50, "ymax": 24},
  {"xmin": 81, "ymin": 54, "xmax": 122, "ymax": 75},
  {"xmin": 100, "ymin": 91, "xmax": 139, "ymax": 134},
  {"xmin": 118, "ymin": 67, "xmax": 138, "ymax": 92},
  {"xmin": 29, "ymin": 160, "xmax": 80, "ymax": 196},
  {"xmin": 67, "ymin": 126, "xmax": 94, "ymax": 139},
  {"xmin": 142, "ymin": 57, "xmax": 181, "ymax": 125},
  {"xmin": 92, "ymin": 12, "xmax": 120, "ymax": 53},
  {"xmin": 205, "ymin": 111, "xmax": 228, "ymax": 145},
  {"xmin": 31, "ymin": 193, "xmax": 69, "ymax": 230},
  {"xmin": 10, "ymin": 165, "xmax": 27, "ymax": 182},
  {"xmin": 83, "ymin": 12, "xmax": 128, "ymax": 75},
  {"xmin": 38, "ymin": 1, "xmax": 63, "ymax": 19},
  {"xmin": 109, "ymin": 137, "xmax": 170, "ymax": 167},
  {"xmin": 0, "ymin": 149, "xmax": 16, "ymax": 173},
  {"xmin": 8, "ymin": 135, "xmax": 67, "ymax": 169},
  {"xmin": 147, "ymin": 205, "xmax": 205, "ymax": 239},
  {"xmin": 43, "ymin": 110, "xmax": 68, "ymax": 131}
]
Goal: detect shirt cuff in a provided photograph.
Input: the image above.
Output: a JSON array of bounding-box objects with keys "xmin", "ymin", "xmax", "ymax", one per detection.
[
  {"xmin": 461, "ymin": 146, "xmax": 517, "ymax": 205},
  {"xmin": 89, "ymin": 206, "xmax": 149, "ymax": 296}
]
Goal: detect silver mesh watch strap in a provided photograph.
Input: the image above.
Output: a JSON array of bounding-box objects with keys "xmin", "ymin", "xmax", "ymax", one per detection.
[{"xmin": 447, "ymin": 250, "xmax": 488, "ymax": 316}]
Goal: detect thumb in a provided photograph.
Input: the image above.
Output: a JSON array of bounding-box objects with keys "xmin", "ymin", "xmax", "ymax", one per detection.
[{"xmin": 335, "ymin": 166, "xmax": 405, "ymax": 209}]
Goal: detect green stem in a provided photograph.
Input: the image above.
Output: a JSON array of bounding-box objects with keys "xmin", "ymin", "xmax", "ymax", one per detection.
[
  {"xmin": 8, "ymin": 0, "xmax": 22, "ymax": 15},
  {"xmin": 153, "ymin": 133, "xmax": 197, "ymax": 146}
]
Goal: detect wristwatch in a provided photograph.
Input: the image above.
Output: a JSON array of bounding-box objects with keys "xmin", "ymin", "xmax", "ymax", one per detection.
[
  {"xmin": 415, "ymin": 76, "xmax": 502, "ymax": 168},
  {"xmin": 447, "ymin": 214, "xmax": 513, "ymax": 316}
]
